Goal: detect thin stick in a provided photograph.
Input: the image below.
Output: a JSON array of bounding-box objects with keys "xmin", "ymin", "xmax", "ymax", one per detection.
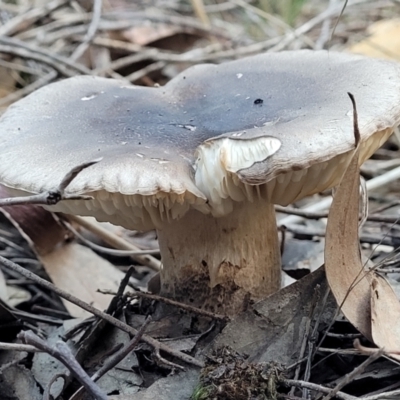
[
  {"xmin": 191, "ymin": 0, "xmax": 210, "ymax": 26},
  {"xmin": 0, "ymin": 256, "xmax": 203, "ymax": 368},
  {"xmin": 283, "ymin": 379, "xmax": 357, "ymax": 400},
  {"xmin": 0, "ymin": 342, "xmax": 42, "ymax": 352},
  {"xmin": 321, "ymin": 348, "xmax": 383, "ymax": 400},
  {"xmin": 279, "ymin": 165, "xmax": 400, "ymax": 226},
  {"xmin": 0, "ymin": 0, "xmax": 68, "ymax": 36},
  {"xmin": 362, "ymin": 388, "xmax": 400, "ymax": 400},
  {"xmin": 19, "ymin": 330, "xmax": 107, "ymax": 400},
  {"xmin": 0, "ymin": 70, "xmax": 57, "ymax": 108},
  {"xmin": 71, "ymin": 0, "xmax": 102, "ymax": 60},
  {"xmin": 277, "ymin": 205, "xmax": 400, "ymax": 226},
  {"xmin": 0, "ymin": 161, "xmax": 99, "ymax": 207},
  {"xmin": 0, "ymin": 36, "xmax": 91, "ymax": 76},
  {"xmin": 69, "ymin": 316, "xmax": 151, "ymax": 400},
  {"xmin": 123, "ymin": 291, "xmax": 229, "ymax": 321},
  {"xmin": 61, "ymin": 220, "xmax": 160, "ymax": 256},
  {"xmin": 67, "ymin": 215, "xmax": 161, "ymax": 271}
]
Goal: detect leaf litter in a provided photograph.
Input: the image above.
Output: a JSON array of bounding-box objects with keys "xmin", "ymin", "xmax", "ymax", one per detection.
[
  {"xmin": 1, "ymin": 1, "xmax": 400, "ymax": 399},
  {"xmin": 325, "ymin": 94, "xmax": 400, "ymax": 360}
]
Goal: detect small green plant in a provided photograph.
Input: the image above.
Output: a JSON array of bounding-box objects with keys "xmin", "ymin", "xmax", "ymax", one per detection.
[{"xmin": 191, "ymin": 384, "xmax": 212, "ymax": 400}]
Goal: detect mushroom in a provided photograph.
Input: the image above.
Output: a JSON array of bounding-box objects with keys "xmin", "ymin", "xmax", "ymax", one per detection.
[{"xmin": 1, "ymin": 50, "xmax": 400, "ymax": 315}]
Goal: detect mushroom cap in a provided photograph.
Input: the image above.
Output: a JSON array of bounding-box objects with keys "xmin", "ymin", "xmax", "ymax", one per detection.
[{"xmin": 1, "ymin": 50, "xmax": 400, "ymax": 229}]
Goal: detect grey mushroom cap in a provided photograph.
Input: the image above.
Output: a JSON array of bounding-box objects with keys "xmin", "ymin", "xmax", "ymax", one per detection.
[{"xmin": 1, "ymin": 50, "xmax": 400, "ymax": 229}]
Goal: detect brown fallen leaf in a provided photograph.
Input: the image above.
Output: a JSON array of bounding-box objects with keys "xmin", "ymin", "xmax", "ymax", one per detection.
[
  {"xmin": 38, "ymin": 243, "xmax": 125, "ymax": 318},
  {"xmin": 370, "ymin": 275, "xmax": 400, "ymax": 361},
  {"xmin": 0, "ymin": 66, "xmax": 16, "ymax": 108},
  {"xmin": 122, "ymin": 24, "xmax": 183, "ymax": 46},
  {"xmin": 213, "ymin": 267, "xmax": 336, "ymax": 365},
  {"xmin": 348, "ymin": 19, "xmax": 400, "ymax": 61},
  {"xmin": 0, "ymin": 187, "xmax": 126, "ymax": 318},
  {"xmin": 325, "ymin": 95, "xmax": 400, "ymax": 353},
  {"xmin": 324, "ymin": 94, "xmax": 372, "ymax": 340}
]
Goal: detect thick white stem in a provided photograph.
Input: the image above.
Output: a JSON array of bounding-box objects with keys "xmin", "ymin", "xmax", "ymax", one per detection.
[{"xmin": 157, "ymin": 197, "xmax": 281, "ymax": 315}]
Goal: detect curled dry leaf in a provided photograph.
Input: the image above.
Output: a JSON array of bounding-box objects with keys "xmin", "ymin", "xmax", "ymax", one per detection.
[
  {"xmin": 324, "ymin": 127, "xmax": 372, "ymax": 340},
  {"xmin": 370, "ymin": 276, "xmax": 400, "ymax": 361},
  {"xmin": 325, "ymin": 96, "xmax": 400, "ymax": 356}
]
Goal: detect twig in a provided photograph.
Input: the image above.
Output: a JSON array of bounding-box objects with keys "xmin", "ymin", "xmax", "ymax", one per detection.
[
  {"xmin": 315, "ymin": 0, "xmax": 338, "ymax": 49},
  {"xmin": 283, "ymin": 224, "xmax": 400, "ymax": 247},
  {"xmin": 268, "ymin": 0, "xmax": 367, "ymax": 53},
  {"xmin": 0, "ymin": 0, "xmax": 68, "ymax": 36},
  {"xmin": 290, "ymin": 287, "xmax": 320, "ymax": 396},
  {"xmin": 302, "ymin": 286, "xmax": 324, "ymax": 397},
  {"xmin": 279, "ymin": 165, "xmax": 400, "ymax": 226},
  {"xmin": 66, "ymin": 215, "xmax": 161, "ymax": 271},
  {"xmin": 277, "ymin": 205, "xmax": 400, "ymax": 226},
  {"xmin": 317, "ymin": 347, "xmax": 366, "ymax": 355},
  {"xmin": 354, "ymin": 338, "xmax": 400, "ymax": 357},
  {"xmin": 0, "ymin": 161, "xmax": 99, "ymax": 207},
  {"xmin": 321, "ymin": 347, "xmax": 384, "ymax": 400},
  {"xmin": 362, "ymin": 388, "xmax": 400, "ymax": 400},
  {"xmin": 125, "ymin": 61, "xmax": 167, "ymax": 83},
  {"xmin": 283, "ymin": 379, "xmax": 357, "ymax": 400},
  {"xmin": 325, "ymin": 332, "xmax": 362, "ymax": 339},
  {"xmin": 70, "ymin": 316, "xmax": 151, "ymax": 400},
  {"xmin": 191, "ymin": 0, "xmax": 210, "ymax": 26},
  {"xmin": 0, "ymin": 58, "xmax": 46, "ymax": 76},
  {"xmin": 123, "ymin": 290, "xmax": 229, "ymax": 321},
  {"xmin": 71, "ymin": 0, "xmax": 102, "ymax": 60},
  {"xmin": 0, "ymin": 36, "xmax": 91, "ymax": 77},
  {"xmin": 0, "ymin": 256, "xmax": 203, "ymax": 368},
  {"xmin": 232, "ymin": 0, "xmax": 314, "ymax": 48},
  {"xmin": 0, "ymin": 70, "xmax": 57, "ymax": 108},
  {"xmin": 18, "ymin": 330, "xmax": 107, "ymax": 400},
  {"xmin": 0, "ymin": 342, "xmax": 42, "ymax": 352},
  {"xmin": 61, "ymin": 220, "xmax": 160, "ymax": 256}
]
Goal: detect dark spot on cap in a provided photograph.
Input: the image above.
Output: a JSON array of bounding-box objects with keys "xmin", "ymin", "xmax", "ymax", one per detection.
[{"xmin": 254, "ymin": 98, "xmax": 263, "ymax": 105}]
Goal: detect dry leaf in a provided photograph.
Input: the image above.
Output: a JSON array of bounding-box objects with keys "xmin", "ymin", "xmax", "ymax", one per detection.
[
  {"xmin": 0, "ymin": 188, "xmax": 126, "ymax": 318},
  {"xmin": 122, "ymin": 24, "xmax": 182, "ymax": 46},
  {"xmin": 325, "ymin": 97, "xmax": 400, "ymax": 350},
  {"xmin": 324, "ymin": 101, "xmax": 372, "ymax": 340},
  {"xmin": 370, "ymin": 275, "xmax": 400, "ymax": 360},
  {"xmin": 214, "ymin": 267, "xmax": 336, "ymax": 365},
  {"xmin": 39, "ymin": 243, "xmax": 125, "ymax": 318},
  {"xmin": 348, "ymin": 19, "xmax": 400, "ymax": 61},
  {"xmin": 0, "ymin": 66, "xmax": 15, "ymax": 98}
]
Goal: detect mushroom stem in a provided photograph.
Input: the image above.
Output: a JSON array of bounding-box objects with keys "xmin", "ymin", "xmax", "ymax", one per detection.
[{"xmin": 157, "ymin": 197, "xmax": 281, "ymax": 315}]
